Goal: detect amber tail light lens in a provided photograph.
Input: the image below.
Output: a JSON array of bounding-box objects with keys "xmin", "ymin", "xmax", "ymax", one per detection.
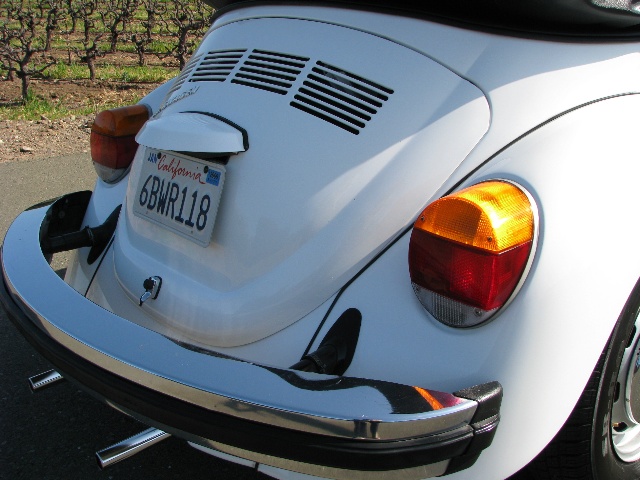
[
  {"xmin": 409, "ymin": 181, "xmax": 537, "ymax": 327},
  {"xmin": 90, "ymin": 104, "xmax": 149, "ymax": 183}
]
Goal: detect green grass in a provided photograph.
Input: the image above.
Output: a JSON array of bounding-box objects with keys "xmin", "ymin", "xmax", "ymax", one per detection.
[
  {"xmin": 0, "ymin": 89, "xmax": 146, "ymax": 121},
  {"xmin": 0, "ymin": 90, "xmax": 71, "ymax": 120},
  {"xmin": 97, "ymin": 64, "xmax": 175, "ymax": 82},
  {"xmin": 117, "ymin": 39, "xmax": 174, "ymax": 54},
  {"xmin": 117, "ymin": 43, "xmax": 137, "ymax": 53},
  {"xmin": 49, "ymin": 39, "xmax": 82, "ymax": 50},
  {"xmin": 43, "ymin": 62, "xmax": 88, "ymax": 80},
  {"xmin": 42, "ymin": 62, "xmax": 176, "ymax": 82},
  {"xmin": 147, "ymin": 39, "xmax": 174, "ymax": 54}
]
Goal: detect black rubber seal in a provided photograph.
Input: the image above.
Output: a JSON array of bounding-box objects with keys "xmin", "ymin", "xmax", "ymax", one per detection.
[
  {"xmin": 445, "ymin": 381, "xmax": 503, "ymax": 475},
  {"xmin": 206, "ymin": 0, "xmax": 640, "ymax": 40}
]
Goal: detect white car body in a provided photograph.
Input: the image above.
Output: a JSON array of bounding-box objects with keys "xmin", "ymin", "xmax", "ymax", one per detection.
[{"xmin": 3, "ymin": 2, "xmax": 640, "ymax": 480}]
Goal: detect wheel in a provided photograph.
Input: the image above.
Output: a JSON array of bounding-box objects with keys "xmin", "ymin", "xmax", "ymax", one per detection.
[{"xmin": 526, "ymin": 281, "xmax": 640, "ymax": 479}]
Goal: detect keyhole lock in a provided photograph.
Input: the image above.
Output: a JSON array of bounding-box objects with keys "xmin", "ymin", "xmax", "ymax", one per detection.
[{"xmin": 139, "ymin": 276, "xmax": 162, "ymax": 306}]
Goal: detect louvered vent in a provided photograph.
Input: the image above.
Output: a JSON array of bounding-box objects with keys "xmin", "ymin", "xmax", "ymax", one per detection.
[
  {"xmin": 230, "ymin": 49, "xmax": 309, "ymax": 95},
  {"xmin": 291, "ymin": 61, "xmax": 394, "ymax": 135},
  {"xmin": 190, "ymin": 49, "xmax": 246, "ymax": 83},
  {"xmin": 164, "ymin": 53, "xmax": 202, "ymax": 100}
]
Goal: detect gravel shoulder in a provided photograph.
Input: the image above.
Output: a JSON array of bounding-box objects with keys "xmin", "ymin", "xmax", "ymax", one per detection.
[
  {"xmin": 0, "ymin": 114, "xmax": 94, "ymax": 162},
  {"xmin": 0, "ymin": 78, "xmax": 158, "ymax": 163}
]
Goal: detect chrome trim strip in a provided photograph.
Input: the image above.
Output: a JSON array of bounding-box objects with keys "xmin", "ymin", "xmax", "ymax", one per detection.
[
  {"xmin": 2, "ymin": 206, "xmax": 477, "ymax": 442},
  {"xmin": 96, "ymin": 428, "xmax": 171, "ymax": 468},
  {"xmin": 28, "ymin": 369, "xmax": 65, "ymax": 391},
  {"xmin": 101, "ymin": 401, "xmax": 450, "ymax": 480}
]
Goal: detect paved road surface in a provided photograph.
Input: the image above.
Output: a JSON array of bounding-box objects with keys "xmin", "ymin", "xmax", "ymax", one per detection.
[
  {"xmin": 0, "ymin": 154, "xmax": 533, "ymax": 479},
  {"xmin": 0, "ymin": 154, "xmax": 262, "ymax": 480}
]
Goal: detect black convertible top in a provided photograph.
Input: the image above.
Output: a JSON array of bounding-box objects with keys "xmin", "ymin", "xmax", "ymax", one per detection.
[{"xmin": 203, "ymin": 0, "xmax": 640, "ymax": 38}]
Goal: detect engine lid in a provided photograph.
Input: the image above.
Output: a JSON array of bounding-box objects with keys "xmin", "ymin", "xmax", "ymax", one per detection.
[{"xmin": 114, "ymin": 17, "xmax": 489, "ymax": 347}]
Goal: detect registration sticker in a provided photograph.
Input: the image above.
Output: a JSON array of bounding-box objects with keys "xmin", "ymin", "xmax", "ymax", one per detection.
[{"xmin": 133, "ymin": 149, "xmax": 225, "ymax": 247}]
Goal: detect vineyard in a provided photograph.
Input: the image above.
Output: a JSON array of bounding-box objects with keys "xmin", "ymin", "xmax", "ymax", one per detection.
[{"xmin": 0, "ymin": 0, "xmax": 214, "ymax": 111}]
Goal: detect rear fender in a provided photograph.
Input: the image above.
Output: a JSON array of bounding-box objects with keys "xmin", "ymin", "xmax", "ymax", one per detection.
[
  {"xmin": 312, "ymin": 93, "xmax": 640, "ymax": 480},
  {"xmin": 64, "ymin": 80, "xmax": 174, "ymax": 291}
]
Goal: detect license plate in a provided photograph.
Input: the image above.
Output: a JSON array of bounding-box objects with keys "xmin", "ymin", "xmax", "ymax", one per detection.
[{"xmin": 133, "ymin": 149, "xmax": 225, "ymax": 247}]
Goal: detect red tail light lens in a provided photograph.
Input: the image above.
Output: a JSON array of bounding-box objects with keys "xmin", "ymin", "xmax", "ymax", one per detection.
[
  {"xmin": 409, "ymin": 181, "xmax": 537, "ymax": 327},
  {"xmin": 90, "ymin": 104, "xmax": 149, "ymax": 183}
]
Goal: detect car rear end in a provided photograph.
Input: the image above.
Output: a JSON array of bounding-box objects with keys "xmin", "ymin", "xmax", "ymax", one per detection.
[{"xmin": 5, "ymin": 1, "xmax": 640, "ymax": 479}]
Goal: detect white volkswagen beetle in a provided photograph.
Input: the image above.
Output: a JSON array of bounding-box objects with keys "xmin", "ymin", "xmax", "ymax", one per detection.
[{"xmin": 3, "ymin": 1, "xmax": 640, "ymax": 479}]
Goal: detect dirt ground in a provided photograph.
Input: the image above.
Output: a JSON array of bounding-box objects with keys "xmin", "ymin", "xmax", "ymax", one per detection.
[{"xmin": 0, "ymin": 78, "xmax": 159, "ymax": 163}]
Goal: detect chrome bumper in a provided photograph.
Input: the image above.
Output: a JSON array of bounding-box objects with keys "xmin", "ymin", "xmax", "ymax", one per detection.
[{"xmin": 0, "ymin": 193, "xmax": 502, "ymax": 479}]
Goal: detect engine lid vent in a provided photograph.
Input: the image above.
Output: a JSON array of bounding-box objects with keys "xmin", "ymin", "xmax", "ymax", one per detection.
[
  {"xmin": 230, "ymin": 49, "xmax": 309, "ymax": 95},
  {"xmin": 291, "ymin": 61, "xmax": 394, "ymax": 135},
  {"xmin": 190, "ymin": 49, "xmax": 246, "ymax": 83},
  {"xmin": 164, "ymin": 53, "xmax": 202, "ymax": 100}
]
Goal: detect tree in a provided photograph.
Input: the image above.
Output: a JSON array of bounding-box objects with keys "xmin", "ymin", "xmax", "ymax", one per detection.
[
  {"xmin": 38, "ymin": 0, "xmax": 66, "ymax": 51},
  {"xmin": 65, "ymin": 0, "xmax": 83, "ymax": 34},
  {"xmin": 77, "ymin": 0, "xmax": 104, "ymax": 81},
  {"xmin": 164, "ymin": 0, "xmax": 213, "ymax": 69},
  {"xmin": 102, "ymin": 0, "xmax": 140, "ymax": 53},
  {"xmin": 131, "ymin": 0, "xmax": 165, "ymax": 66},
  {"xmin": 0, "ymin": 1, "xmax": 56, "ymax": 102}
]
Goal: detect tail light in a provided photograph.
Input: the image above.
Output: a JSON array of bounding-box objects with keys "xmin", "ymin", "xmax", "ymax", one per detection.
[
  {"xmin": 90, "ymin": 104, "xmax": 150, "ymax": 183},
  {"xmin": 409, "ymin": 181, "xmax": 537, "ymax": 327}
]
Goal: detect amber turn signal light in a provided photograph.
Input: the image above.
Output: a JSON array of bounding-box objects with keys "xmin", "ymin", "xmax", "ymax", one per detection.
[
  {"xmin": 91, "ymin": 104, "xmax": 149, "ymax": 183},
  {"xmin": 409, "ymin": 181, "xmax": 537, "ymax": 327}
]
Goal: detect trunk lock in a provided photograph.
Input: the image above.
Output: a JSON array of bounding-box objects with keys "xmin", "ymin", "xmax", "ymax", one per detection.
[{"xmin": 139, "ymin": 276, "xmax": 162, "ymax": 306}]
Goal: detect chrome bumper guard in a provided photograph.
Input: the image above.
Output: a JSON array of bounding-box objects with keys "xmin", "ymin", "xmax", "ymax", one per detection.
[{"xmin": 0, "ymin": 193, "xmax": 502, "ymax": 479}]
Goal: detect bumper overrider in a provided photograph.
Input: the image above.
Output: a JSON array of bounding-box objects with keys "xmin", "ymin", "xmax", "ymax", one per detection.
[{"xmin": 0, "ymin": 192, "xmax": 502, "ymax": 479}]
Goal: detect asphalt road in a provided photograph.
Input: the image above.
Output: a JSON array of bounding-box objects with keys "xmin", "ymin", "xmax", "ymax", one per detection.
[
  {"xmin": 0, "ymin": 154, "xmax": 262, "ymax": 480},
  {"xmin": 0, "ymin": 154, "xmax": 533, "ymax": 479}
]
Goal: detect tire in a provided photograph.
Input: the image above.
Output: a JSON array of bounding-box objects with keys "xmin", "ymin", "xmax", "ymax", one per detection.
[{"xmin": 526, "ymin": 281, "xmax": 640, "ymax": 479}]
